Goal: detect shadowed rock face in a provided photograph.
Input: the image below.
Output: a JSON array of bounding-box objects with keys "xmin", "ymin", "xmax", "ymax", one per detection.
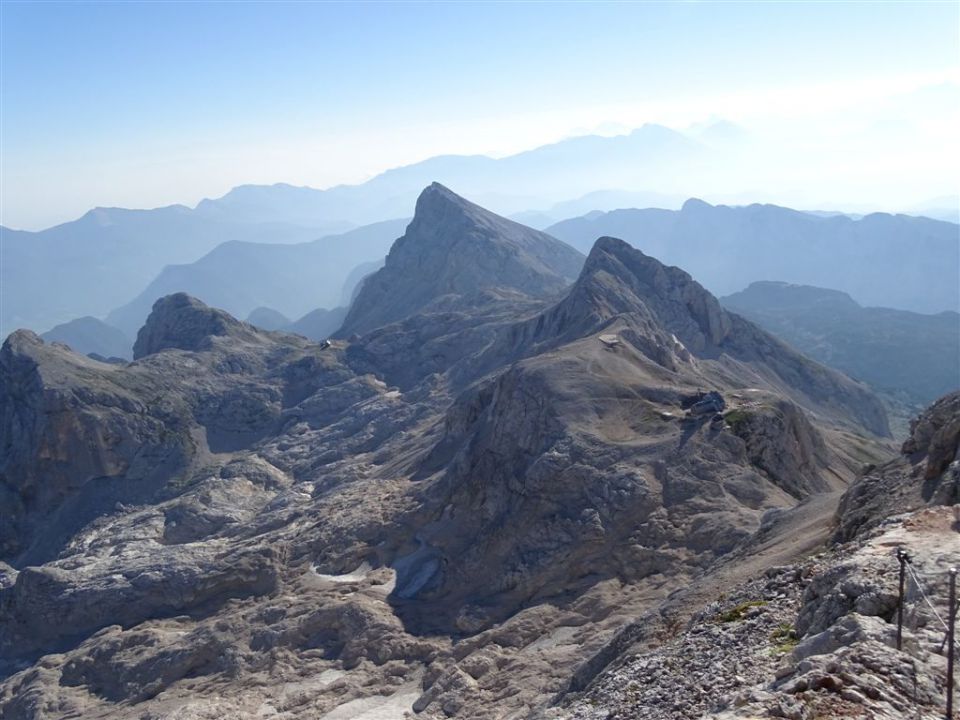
[
  {"xmin": 338, "ymin": 183, "xmax": 584, "ymax": 337},
  {"xmin": 0, "ymin": 187, "xmax": 895, "ymax": 720},
  {"xmin": 901, "ymin": 391, "xmax": 960, "ymax": 479},
  {"xmin": 0, "ymin": 330, "xmax": 196, "ymax": 561},
  {"xmin": 835, "ymin": 390, "xmax": 960, "ymax": 542}
]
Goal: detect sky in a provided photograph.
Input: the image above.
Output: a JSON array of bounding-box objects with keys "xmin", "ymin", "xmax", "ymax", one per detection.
[{"xmin": 2, "ymin": 1, "xmax": 959, "ymax": 230}]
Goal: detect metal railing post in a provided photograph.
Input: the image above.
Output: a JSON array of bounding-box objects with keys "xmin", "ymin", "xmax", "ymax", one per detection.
[
  {"xmin": 947, "ymin": 567, "xmax": 956, "ymax": 720},
  {"xmin": 897, "ymin": 547, "xmax": 908, "ymax": 651}
]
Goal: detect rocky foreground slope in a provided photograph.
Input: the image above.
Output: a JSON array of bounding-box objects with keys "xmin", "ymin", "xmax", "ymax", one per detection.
[
  {"xmin": 546, "ymin": 391, "xmax": 959, "ymax": 720},
  {"xmin": 0, "ymin": 186, "xmax": 896, "ymax": 719}
]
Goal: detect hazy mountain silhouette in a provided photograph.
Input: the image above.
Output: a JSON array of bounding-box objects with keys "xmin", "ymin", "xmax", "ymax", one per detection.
[
  {"xmin": 546, "ymin": 199, "xmax": 959, "ymax": 314},
  {"xmin": 7, "ymin": 122, "xmax": 693, "ymax": 338},
  {"xmin": 105, "ymin": 219, "xmax": 408, "ymax": 338},
  {"xmin": 1, "ymin": 207, "xmax": 337, "ymax": 337},
  {"xmin": 244, "ymin": 305, "xmax": 347, "ymax": 341},
  {"xmin": 244, "ymin": 307, "xmax": 292, "ymax": 331},
  {"xmin": 286, "ymin": 307, "xmax": 349, "ymax": 340},
  {"xmin": 195, "ymin": 125, "xmax": 706, "ymax": 227},
  {"xmin": 8, "ymin": 122, "xmax": 954, "ymax": 345},
  {"xmin": 721, "ymin": 281, "xmax": 960, "ymax": 407},
  {"xmin": 40, "ymin": 317, "xmax": 132, "ymax": 361}
]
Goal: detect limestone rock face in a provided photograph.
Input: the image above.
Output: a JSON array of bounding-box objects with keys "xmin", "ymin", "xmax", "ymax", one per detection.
[
  {"xmin": 545, "ymin": 486, "xmax": 957, "ymax": 720},
  {"xmin": 901, "ymin": 390, "xmax": 960, "ymax": 478},
  {"xmin": 574, "ymin": 237, "xmax": 732, "ymax": 352},
  {"xmin": 836, "ymin": 390, "xmax": 960, "ymax": 542},
  {"xmin": 545, "ymin": 239, "xmax": 890, "ymax": 437},
  {"xmin": 382, "ymin": 235, "xmax": 892, "ymax": 639},
  {"xmin": 338, "ymin": 183, "xmax": 584, "ymax": 336},
  {"xmin": 0, "ymin": 330, "xmax": 195, "ymax": 560},
  {"xmin": 508, "ymin": 235, "xmax": 889, "ymax": 436},
  {"xmin": 725, "ymin": 399, "xmax": 833, "ymax": 499},
  {"xmin": 133, "ymin": 292, "xmax": 259, "ymax": 359}
]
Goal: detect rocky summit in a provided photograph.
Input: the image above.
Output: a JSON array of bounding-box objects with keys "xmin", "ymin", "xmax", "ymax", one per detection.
[
  {"xmin": 1, "ymin": 185, "xmax": 946, "ymax": 720},
  {"xmin": 337, "ymin": 182, "xmax": 585, "ymax": 337}
]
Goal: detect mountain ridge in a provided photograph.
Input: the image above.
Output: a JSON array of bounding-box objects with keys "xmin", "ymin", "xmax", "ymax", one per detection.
[
  {"xmin": 721, "ymin": 281, "xmax": 960, "ymax": 430},
  {"xmin": 546, "ymin": 200, "xmax": 959, "ymax": 313},
  {"xmin": 337, "ymin": 183, "xmax": 585, "ymax": 337}
]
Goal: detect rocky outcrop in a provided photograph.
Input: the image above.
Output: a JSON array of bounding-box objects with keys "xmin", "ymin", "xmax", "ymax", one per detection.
[
  {"xmin": 835, "ymin": 390, "xmax": 960, "ymax": 542},
  {"xmin": 551, "ymin": 509, "xmax": 956, "ymax": 720},
  {"xmin": 510, "ymin": 237, "xmax": 889, "ymax": 436},
  {"xmin": 725, "ymin": 399, "xmax": 833, "ymax": 499},
  {"xmin": 337, "ymin": 183, "xmax": 584, "ymax": 336},
  {"xmin": 901, "ymin": 390, "xmax": 960, "ymax": 479},
  {"xmin": 570, "ymin": 236, "xmax": 732, "ymax": 352},
  {"xmin": 0, "ymin": 330, "xmax": 196, "ymax": 560},
  {"xmin": 133, "ymin": 292, "xmax": 259, "ymax": 359}
]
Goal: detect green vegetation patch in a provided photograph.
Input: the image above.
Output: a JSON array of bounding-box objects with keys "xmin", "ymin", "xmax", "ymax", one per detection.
[
  {"xmin": 714, "ymin": 599, "xmax": 767, "ymax": 623},
  {"xmin": 769, "ymin": 623, "xmax": 799, "ymax": 655},
  {"xmin": 723, "ymin": 409, "xmax": 753, "ymax": 429}
]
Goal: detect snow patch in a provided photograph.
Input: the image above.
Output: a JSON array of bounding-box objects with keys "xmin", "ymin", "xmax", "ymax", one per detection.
[{"xmin": 313, "ymin": 561, "xmax": 372, "ymax": 583}]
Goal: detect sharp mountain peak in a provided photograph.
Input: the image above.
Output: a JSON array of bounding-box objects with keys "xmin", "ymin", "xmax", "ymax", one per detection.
[{"xmin": 337, "ymin": 183, "xmax": 584, "ymax": 337}]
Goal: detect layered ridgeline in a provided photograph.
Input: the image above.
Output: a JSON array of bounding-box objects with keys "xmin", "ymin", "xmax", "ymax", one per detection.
[
  {"xmin": 194, "ymin": 124, "xmax": 706, "ymax": 227},
  {"xmin": 40, "ymin": 316, "xmax": 133, "ymax": 361},
  {"xmin": 0, "ymin": 207, "xmax": 336, "ymax": 338},
  {"xmin": 721, "ymin": 282, "xmax": 960, "ymax": 428},
  {"xmin": 2, "ymin": 123, "xmax": 703, "ymax": 338},
  {"xmin": 0, "ymin": 186, "xmax": 893, "ymax": 720},
  {"xmin": 546, "ymin": 199, "xmax": 959, "ymax": 314},
  {"xmin": 105, "ymin": 219, "xmax": 407, "ymax": 339},
  {"xmin": 7, "ymin": 124, "xmax": 954, "ymax": 340}
]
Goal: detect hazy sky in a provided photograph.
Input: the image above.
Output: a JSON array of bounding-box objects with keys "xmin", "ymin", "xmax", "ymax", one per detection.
[{"xmin": 2, "ymin": 1, "xmax": 959, "ymax": 229}]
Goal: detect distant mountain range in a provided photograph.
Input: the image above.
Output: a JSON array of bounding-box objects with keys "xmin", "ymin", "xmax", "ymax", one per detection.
[
  {"xmin": 546, "ymin": 199, "xmax": 959, "ymax": 314},
  {"xmin": 40, "ymin": 317, "xmax": 133, "ymax": 361},
  {"xmin": 721, "ymin": 281, "xmax": 960, "ymax": 410},
  {"xmin": 105, "ymin": 219, "xmax": 407, "ymax": 338},
  {"xmin": 0, "ymin": 124, "xmax": 704, "ymax": 338},
  {"xmin": 3, "ymin": 122, "xmax": 956, "ymax": 345},
  {"xmin": 243, "ymin": 307, "xmax": 349, "ymax": 342},
  {"xmin": 0, "ymin": 207, "xmax": 337, "ymax": 337},
  {"xmin": 194, "ymin": 124, "xmax": 706, "ymax": 228}
]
